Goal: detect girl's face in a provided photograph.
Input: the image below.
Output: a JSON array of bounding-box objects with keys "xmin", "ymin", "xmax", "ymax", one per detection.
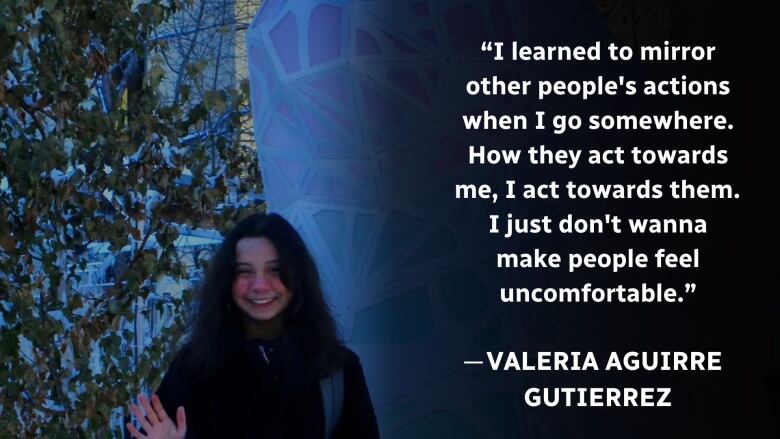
[{"xmin": 231, "ymin": 237, "xmax": 293, "ymax": 331}]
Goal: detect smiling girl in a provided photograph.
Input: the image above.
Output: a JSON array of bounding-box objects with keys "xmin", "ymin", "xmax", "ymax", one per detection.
[{"xmin": 127, "ymin": 213, "xmax": 379, "ymax": 438}]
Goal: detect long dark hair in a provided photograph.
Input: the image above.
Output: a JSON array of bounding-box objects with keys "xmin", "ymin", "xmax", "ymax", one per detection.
[{"xmin": 184, "ymin": 212, "xmax": 345, "ymax": 378}]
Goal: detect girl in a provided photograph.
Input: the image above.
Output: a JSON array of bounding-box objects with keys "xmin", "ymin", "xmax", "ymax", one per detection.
[{"xmin": 127, "ymin": 213, "xmax": 379, "ymax": 438}]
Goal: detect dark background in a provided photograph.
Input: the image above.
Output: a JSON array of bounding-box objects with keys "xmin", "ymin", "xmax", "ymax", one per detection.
[{"xmin": 362, "ymin": 1, "xmax": 778, "ymax": 437}]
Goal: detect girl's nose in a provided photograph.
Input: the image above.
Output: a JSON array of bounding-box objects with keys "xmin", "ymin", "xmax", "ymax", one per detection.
[{"xmin": 250, "ymin": 273, "xmax": 271, "ymax": 290}]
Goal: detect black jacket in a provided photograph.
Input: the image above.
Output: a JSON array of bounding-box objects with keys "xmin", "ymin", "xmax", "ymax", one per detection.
[{"xmin": 155, "ymin": 337, "xmax": 380, "ymax": 438}]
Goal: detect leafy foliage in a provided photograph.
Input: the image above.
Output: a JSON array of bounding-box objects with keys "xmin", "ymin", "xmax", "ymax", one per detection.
[{"xmin": 0, "ymin": 0, "xmax": 261, "ymax": 436}]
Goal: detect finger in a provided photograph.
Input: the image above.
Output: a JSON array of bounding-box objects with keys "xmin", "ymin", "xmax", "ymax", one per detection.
[
  {"xmin": 129, "ymin": 405, "xmax": 151, "ymax": 433},
  {"xmin": 175, "ymin": 406, "xmax": 187, "ymax": 439},
  {"xmin": 150, "ymin": 394, "xmax": 169, "ymax": 422},
  {"xmin": 126, "ymin": 422, "xmax": 147, "ymax": 439},
  {"xmin": 138, "ymin": 394, "xmax": 160, "ymax": 425}
]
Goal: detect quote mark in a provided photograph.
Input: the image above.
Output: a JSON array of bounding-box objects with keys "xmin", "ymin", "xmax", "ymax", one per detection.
[{"xmin": 481, "ymin": 41, "xmax": 504, "ymax": 60}]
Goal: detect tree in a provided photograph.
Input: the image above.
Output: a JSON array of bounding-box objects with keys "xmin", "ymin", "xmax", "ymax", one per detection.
[{"xmin": 0, "ymin": 0, "xmax": 261, "ymax": 436}]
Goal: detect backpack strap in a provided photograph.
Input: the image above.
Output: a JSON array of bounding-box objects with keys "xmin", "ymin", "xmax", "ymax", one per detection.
[{"xmin": 320, "ymin": 368, "xmax": 344, "ymax": 439}]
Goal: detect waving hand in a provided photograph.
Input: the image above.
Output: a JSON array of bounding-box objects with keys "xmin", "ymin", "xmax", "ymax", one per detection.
[{"xmin": 127, "ymin": 394, "xmax": 186, "ymax": 439}]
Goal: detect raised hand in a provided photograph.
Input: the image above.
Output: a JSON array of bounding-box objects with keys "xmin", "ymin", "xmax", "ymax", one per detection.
[{"xmin": 127, "ymin": 394, "xmax": 187, "ymax": 439}]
